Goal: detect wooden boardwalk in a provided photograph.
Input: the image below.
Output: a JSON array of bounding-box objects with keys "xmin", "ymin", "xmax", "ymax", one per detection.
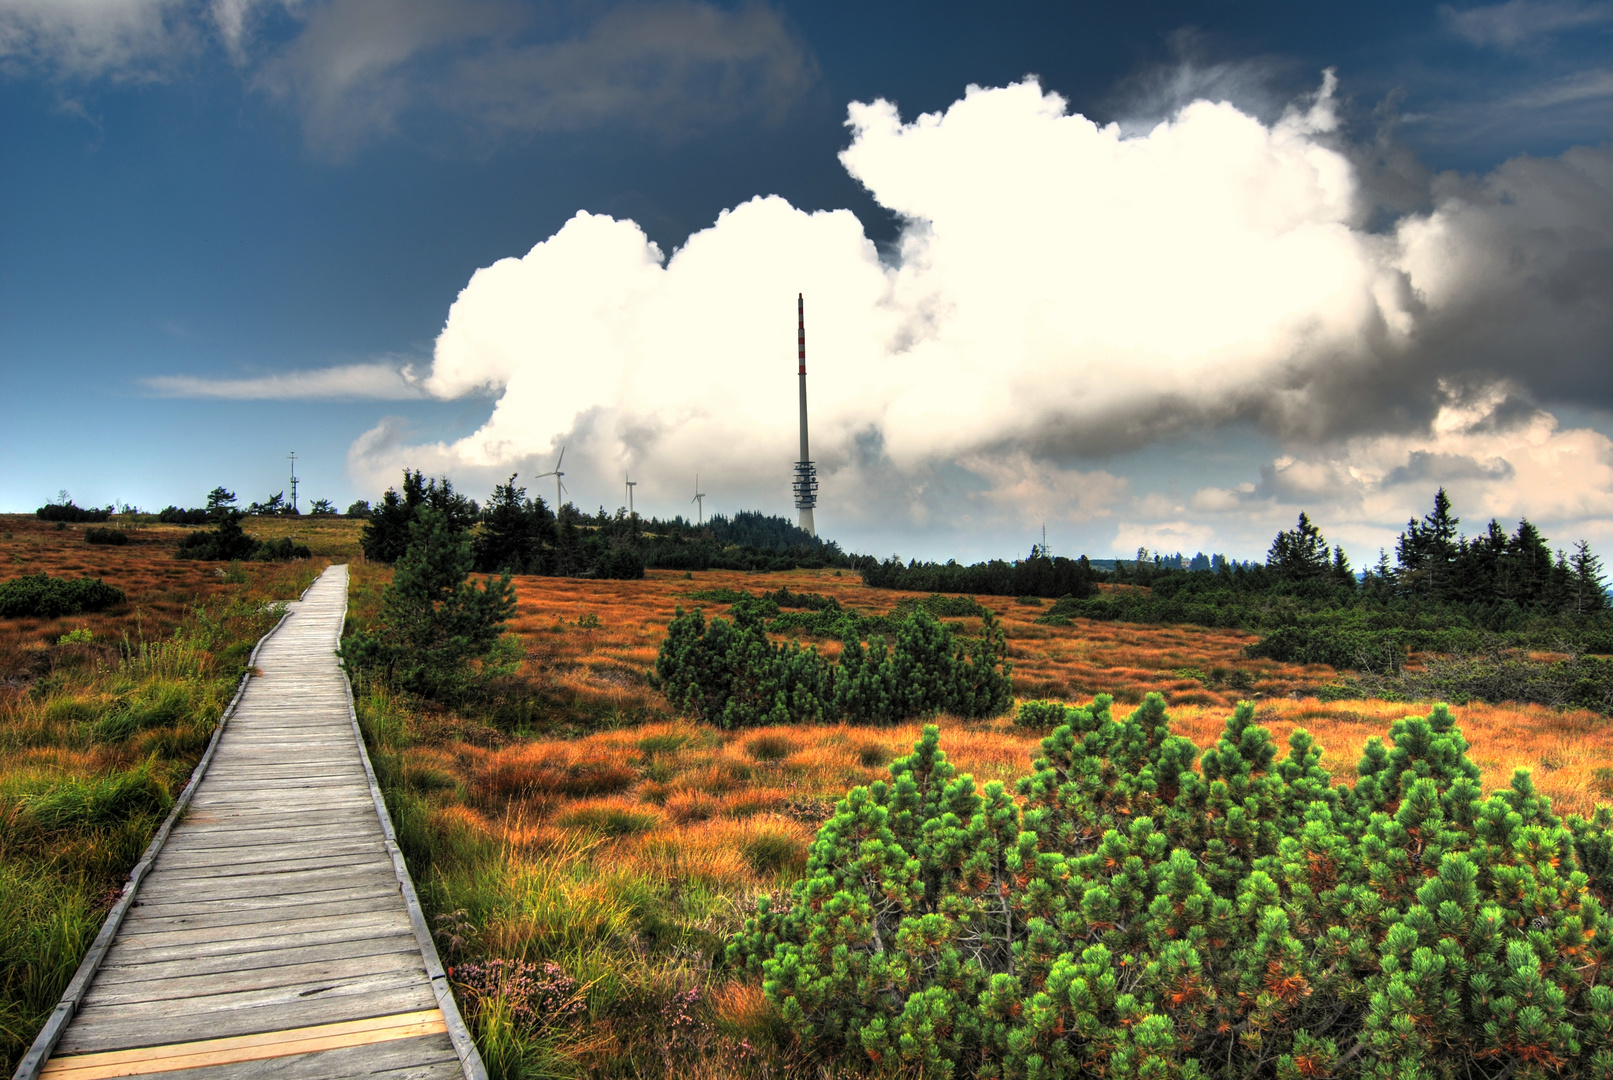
[{"xmin": 27, "ymin": 565, "xmax": 483, "ymax": 1080}]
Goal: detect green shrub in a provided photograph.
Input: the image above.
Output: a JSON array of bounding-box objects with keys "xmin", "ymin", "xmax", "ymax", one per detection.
[
  {"xmin": 1013, "ymin": 699, "xmax": 1070, "ymax": 728},
  {"xmin": 83, "ymin": 527, "xmax": 128, "ymax": 546},
  {"xmin": 893, "ymin": 593, "xmax": 991, "ymax": 619},
  {"xmin": 35, "ymin": 502, "xmax": 110, "ymax": 523},
  {"xmin": 256, "ymin": 537, "xmax": 311, "ymax": 561},
  {"xmin": 174, "ymin": 513, "xmax": 261, "ymax": 561},
  {"xmin": 730, "ymin": 697, "xmax": 1613, "ymax": 1079},
  {"xmin": 0, "ymin": 574, "xmax": 126, "ymax": 618},
  {"xmin": 687, "ymin": 586, "xmax": 754, "ymax": 603},
  {"xmin": 653, "ymin": 603, "xmax": 1012, "ymax": 728},
  {"xmin": 764, "ymin": 587, "xmax": 842, "ymax": 612}
]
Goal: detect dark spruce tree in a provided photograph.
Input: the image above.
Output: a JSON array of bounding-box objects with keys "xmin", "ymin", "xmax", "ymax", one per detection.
[
  {"xmin": 360, "ymin": 470, "xmax": 480, "ymax": 564},
  {"xmin": 1266, "ymin": 512, "xmax": 1332, "ymax": 580},
  {"xmin": 341, "ymin": 505, "xmax": 516, "ymax": 700},
  {"xmin": 474, "ymin": 474, "xmax": 554, "ymax": 574}
]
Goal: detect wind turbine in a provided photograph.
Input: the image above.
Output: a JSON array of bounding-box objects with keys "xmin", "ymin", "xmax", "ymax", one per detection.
[
  {"xmin": 691, "ymin": 474, "xmax": 706, "ymax": 526},
  {"xmin": 535, "ymin": 447, "xmax": 567, "ymax": 509},
  {"xmin": 625, "ymin": 473, "xmax": 637, "ymax": 517}
]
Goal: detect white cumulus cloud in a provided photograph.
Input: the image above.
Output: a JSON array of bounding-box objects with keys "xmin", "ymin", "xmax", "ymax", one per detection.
[{"xmin": 341, "ymin": 74, "xmax": 1613, "ymax": 558}]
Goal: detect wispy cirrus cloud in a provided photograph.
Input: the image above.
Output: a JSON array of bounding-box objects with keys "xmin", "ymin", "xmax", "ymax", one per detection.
[
  {"xmin": 0, "ymin": 0, "xmax": 194, "ymax": 81},
  {"xmin": 0, "ymin": 0, "xmax": 817, "ymax": 156},
  {"xmin": 1440, "ymin": 0, "xmax": 1613, "ymax": 49},
  {"xmin": 142, "ymin": 362, "xmax": 425, "ymax": 400}
]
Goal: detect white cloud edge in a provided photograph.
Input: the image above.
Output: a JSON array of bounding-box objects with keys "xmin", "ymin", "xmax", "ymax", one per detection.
[{"xmin": 140, "ymin": 361, "xmax": 425, "ymax": 400}]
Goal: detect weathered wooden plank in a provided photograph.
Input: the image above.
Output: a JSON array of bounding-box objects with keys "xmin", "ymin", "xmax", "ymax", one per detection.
[
  {"xmin": 138, "ymin": 1038, "xmax": 463, "ymax": 1080},
  {"xmin": 57, "ymin": 981, "xmax": 439, "ymax": 1055},
  {"xmin": 134, "ymin": 864, "xmax": 399, "ymax": 904},
  {"xmin": 173, "ymin": 802, "xmax": 380, "ymax": 831},
  {"xmin": 97, "ymin": 932, "xmax": 420, "ymax": 984},
  {"xmin": 82, "ymin": 950, "xmax": 427, "ymax": 1007},
  {"xmin": 148, "ymin": 848, "xmax": 384, "ymax": 879},
  {"xmin": 111, "ymin": 908, "xmax": 411, "ymax": 953},
  {"xmin": 44, "ymin": 1013, "xmax": 448, "ymax": 1077},
  {"xmin": 121, "ymin": 892, "xmax": 402, "ymax": 934},
  {"xmin": 150, "ymin": 836, "xmax": 385, "ymax": 864},
  {"xmin": 65, "ymin": 1037, "xmax": 463, "ymax": 1080},
  {"xmin": 159, "ymin": 821, "xmax": 385, "ymax": 850}
]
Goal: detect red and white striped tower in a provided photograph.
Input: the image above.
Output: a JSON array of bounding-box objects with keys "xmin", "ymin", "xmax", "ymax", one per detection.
[{"xmin": 792, "ymin": 293, "xmax": 818, "ymax": 537}]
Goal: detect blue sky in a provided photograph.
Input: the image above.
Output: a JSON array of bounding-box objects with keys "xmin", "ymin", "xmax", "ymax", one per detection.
[{"xmin": 2, "ymin": 0, "xmax": 1610, "ymax": 563}]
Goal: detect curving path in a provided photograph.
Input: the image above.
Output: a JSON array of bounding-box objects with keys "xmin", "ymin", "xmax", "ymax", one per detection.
[{"xmin": 27, "ymin": 565, "xmax": 483, "ymax": 1080}]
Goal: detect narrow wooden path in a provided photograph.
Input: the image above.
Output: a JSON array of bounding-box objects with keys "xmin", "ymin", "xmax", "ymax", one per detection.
[{"xmin": 32, "ymin": 565, "xmax": 482, "ymax": 1080}]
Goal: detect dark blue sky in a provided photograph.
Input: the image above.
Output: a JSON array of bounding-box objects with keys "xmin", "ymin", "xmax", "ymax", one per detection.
[{"xmin": 2, "ymin": 0, "xmax": 1610, "ymax": 560}]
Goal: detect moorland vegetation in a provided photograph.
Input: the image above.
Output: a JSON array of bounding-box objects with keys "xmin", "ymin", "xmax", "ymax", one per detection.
[
  {"xmin": 7, "ymin": 470, "xmax": 1613, "ymax": 1078},
  {"xmin": 328, "ymin": 473, "xmax": 1613, "ymax": 1078},
  {"xmin": 0, "ymin": 516, "xmax": 320, "ymax": 1072}
]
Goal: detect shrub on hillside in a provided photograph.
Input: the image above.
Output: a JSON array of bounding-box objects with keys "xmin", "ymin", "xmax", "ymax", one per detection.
[
  {"xmin": 654, "ymin": 603, "xmax": 1012, "ymax": 727},
  {"xmin": 35, "ymin": 501, "xmax": 111, "ymax": 523},
  {"xmin": 0, "ymin": 574, "xmax": 126, "ymax": 618},
  {"xmin": 174, "ymin": 514, "xmax": 262, "ymax": 561},
  {"xmin": 83, "ymin": 528, "xmax": 129, "ymax": 546},
  {"xmin": 157, "ymin": 506, "xmax": 210, "ymax": 525},
  {"xmin": 256, "ymin": 537, "xmax": 311, "ymax": 561},
  {"xmin": 730, "ymin": 696, "xmax": 1613, "ymax": 1079}
]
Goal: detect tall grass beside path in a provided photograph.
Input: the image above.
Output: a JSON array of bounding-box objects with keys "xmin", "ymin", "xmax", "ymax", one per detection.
[{"xmin": 0, "ymin": 558, "xmax": 321, "ymax": 1072}]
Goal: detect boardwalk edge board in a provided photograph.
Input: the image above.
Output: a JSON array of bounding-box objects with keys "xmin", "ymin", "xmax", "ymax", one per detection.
[
  {"xmin": 12, "ymin": 577, "xmax": 315, "ymax": 1080},
  {"xmin": 341, "ymin": 659, "xmax": 488, "ymax": 1080}
]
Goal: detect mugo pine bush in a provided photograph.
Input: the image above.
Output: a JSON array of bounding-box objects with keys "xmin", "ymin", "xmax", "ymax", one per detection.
[
  {"xmin": 654, "ymin": 599, "xmax": 1012, "ymax": 727},
  {"xmin": 730, "ymin": 694, "xmax": 1613, "ymax": 1079}
]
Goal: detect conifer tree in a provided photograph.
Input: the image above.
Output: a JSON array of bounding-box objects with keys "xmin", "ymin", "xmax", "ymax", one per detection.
[
  {"xmin": 342, "ymin": 505, "xmax": 515, "ymax": 699},
  {"xmin": 1267, "ymin": 513, "xmax": 1332, "ymax": 580},
  {"xmin": 1571, "ymin": 540, "xmax": 1609, "ymax": 615}
]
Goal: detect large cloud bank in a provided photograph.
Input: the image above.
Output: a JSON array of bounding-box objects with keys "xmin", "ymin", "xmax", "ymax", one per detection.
[{"xmin": 354, "ymin": 76, "xmax": 1613, "ymax": 559}]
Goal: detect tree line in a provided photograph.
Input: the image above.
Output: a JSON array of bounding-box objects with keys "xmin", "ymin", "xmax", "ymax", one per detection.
[{"xmin": 357, "ymin": 470, "xmax": 868, "ymax": 578}]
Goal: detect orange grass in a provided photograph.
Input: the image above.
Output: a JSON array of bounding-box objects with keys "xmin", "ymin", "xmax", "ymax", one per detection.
[{"xmin": 485, "ymin": 565, "xmax": 1610, "ymax": 819}]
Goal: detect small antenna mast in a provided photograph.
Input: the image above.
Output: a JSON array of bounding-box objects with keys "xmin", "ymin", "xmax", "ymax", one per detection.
[{"xmin": 288, "ymin": 451, "xmax": 298, "ymax": 514}]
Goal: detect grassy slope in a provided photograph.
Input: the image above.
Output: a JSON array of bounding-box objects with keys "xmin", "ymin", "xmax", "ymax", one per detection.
[{"xmin": 0, "ymin": 514, "xmax": 335, "ymax": 1070}]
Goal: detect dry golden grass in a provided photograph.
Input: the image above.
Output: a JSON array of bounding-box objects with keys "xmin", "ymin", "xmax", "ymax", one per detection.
[
  {"xmin": 480, "ymin": 566, "xmax": 1611, "ymax": 817},
  {"xmin": 491, "ymin": 565, "xmax": 1331, "ymax": 726},
  {"xmin": 0, "ymin": 513, "xmax": 346, "ymax": 683}
]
